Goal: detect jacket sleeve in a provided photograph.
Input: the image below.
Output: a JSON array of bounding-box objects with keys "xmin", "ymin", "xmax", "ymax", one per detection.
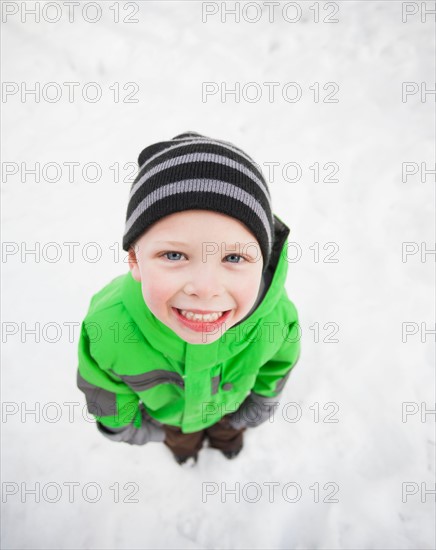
[
  {"xmin": 226, "ymin": 319, "xmax": 301, "ymax": 429},
  {"xmin": 76, "ymin": 321, "xmax": 165, "ymax": 444},
  {"xmin": 251, "ymin": 318, "xmax": 301, "ymax": 398}
]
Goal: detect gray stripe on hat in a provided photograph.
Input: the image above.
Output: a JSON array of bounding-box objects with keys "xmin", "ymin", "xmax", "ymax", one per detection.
[
  {"xmin": 129, "ymin": 152, "xmax": 271, "ymax": 205},
  {"xmin": 171, "ymin": 135, "xmax": 248, "ymax": 156},
  {"xmin": 136, "ymin": 139, "xmax": 266, "ymax": 182},
  {"xmin": 124, "ymin": 179, "xmax": 273, "ymax": 246}
]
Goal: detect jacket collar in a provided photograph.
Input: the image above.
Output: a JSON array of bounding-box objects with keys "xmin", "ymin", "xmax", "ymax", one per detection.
[{"xmin": 121, "ymin": 214, "xmax": 290, "ymax": 367}]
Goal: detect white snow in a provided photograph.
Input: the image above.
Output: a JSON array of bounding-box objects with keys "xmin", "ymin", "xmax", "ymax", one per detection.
[{"xmin": 1, "ymin": 1, "xmax": 435, "ymax": 549}]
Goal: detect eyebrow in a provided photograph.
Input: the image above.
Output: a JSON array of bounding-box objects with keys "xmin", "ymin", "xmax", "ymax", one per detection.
[
  {"xmin": 155, "ymin": 241, "xmax": 189, "ymax": 246},
  {"xmin": 155, "ymin": 240, "xmax": 254, "ymax": 248}
]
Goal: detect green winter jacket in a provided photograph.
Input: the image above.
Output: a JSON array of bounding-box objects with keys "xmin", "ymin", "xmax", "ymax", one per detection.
[{"xmin": 77, "ymin": 215, "xmax": 301, "ymax": 437}]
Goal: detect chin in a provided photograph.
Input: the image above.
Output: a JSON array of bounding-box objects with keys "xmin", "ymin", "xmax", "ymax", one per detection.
[{"xmin": 176, "ymin": 327, "xmax": 224, "ymax": 345}]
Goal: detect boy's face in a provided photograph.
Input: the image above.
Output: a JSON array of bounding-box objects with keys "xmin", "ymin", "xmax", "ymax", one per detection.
[{"xmin": 128, "ymin": 209, "xmax": 264, "ymax": 345}]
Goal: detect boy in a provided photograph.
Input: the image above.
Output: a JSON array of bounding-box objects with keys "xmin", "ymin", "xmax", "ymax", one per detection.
[{"xmin": 77, "ymin": 131, "xmax": 301, "ymax": 466}]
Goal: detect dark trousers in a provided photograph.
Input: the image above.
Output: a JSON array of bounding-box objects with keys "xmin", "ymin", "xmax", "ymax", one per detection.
[{"xmin": 163, "ymin": 415, "xmax": 246, "ymax": 458}]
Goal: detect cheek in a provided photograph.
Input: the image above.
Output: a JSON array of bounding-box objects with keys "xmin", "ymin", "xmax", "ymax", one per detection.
[
  {"xmin": 140, "ymin": 270, "xmax": 176, "ymax": 310},
  {"xmin": 234, "ymin": 273, "xmax": 262, "ymax": 308}
]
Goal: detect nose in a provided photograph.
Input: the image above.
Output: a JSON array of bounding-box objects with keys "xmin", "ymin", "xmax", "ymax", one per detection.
[{"xmin": 183, "ymin": 262, "xmax": 225, "ymax": 300}]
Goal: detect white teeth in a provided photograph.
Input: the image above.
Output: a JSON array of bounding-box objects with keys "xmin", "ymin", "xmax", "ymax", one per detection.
[{"xmin": 180, "ymin": 310, "xmax": 224, "ymax": 322}]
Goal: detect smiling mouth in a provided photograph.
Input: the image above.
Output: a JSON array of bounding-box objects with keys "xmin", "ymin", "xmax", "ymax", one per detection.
[{"xmin": 176, "ymin": 308, "xmax": 229, "ymax": 322}]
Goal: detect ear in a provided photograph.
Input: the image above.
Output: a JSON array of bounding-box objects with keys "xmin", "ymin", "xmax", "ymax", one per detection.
[{"xmin": 128, "ymin": 245, "xmax": 141, "ymax": 282}]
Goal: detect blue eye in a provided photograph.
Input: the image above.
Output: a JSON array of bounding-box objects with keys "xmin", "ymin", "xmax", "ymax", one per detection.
[
  {"xmin": 163, "ymin": 252, "xmax": 184, "ymax": 261},
  {"xmin": 225, "ymin": 254, "xmax": 245, "ymax": 263},
  {"xmin": 161, "ymin": 252, "xmax": 247, "ymax": 263}
]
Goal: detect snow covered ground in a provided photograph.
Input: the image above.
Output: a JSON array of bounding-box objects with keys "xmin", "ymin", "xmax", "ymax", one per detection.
[{"xmin": 1, "ymin": 1, "xmax": 435, "ymax": 548}]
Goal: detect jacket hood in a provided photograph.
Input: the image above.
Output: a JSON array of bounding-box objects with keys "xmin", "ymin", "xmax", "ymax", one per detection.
[{"xmin": 121, "ymin": 214, "xmax": 291, "ymax": 366}]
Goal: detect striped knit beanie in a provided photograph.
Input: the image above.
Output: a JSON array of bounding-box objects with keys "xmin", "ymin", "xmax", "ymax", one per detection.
[{"xmin": 122, "ymin": 131, "xmax": 274, "ymax": 270}]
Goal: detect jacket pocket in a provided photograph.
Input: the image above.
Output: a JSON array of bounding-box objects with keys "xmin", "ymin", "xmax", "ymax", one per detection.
[
  {"xmin": 211, "ymin": 374, "xmax": 221, "ymax": 395},
  {"xmin": 109, "ymin": 369, "xmax": 185, "ymax": 392}
]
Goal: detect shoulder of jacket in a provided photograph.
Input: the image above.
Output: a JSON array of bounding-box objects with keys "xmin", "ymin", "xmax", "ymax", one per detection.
[
  {"xmin": 274, "ymin": 292, "xmax": 300, "ymax": 325},
  {"xmin": 84, "ymin": 273, "xmax": 130, "ymax": 323}
]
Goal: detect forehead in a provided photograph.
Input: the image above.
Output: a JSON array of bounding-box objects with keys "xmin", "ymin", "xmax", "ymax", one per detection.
[{"xmin": 142, "ymin": 210, "xmax": 259, "ymax": 243}]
